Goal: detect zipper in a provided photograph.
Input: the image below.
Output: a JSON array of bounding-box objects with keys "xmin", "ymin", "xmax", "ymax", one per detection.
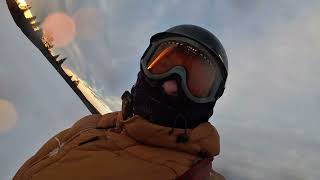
[{"xmin": 16, "ymin": 127, "xmax": 97, "ymax": 180}]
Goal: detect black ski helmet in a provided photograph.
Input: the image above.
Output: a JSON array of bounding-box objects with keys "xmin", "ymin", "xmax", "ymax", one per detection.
[
  {"xmin": 141, "ymin": 24, "xmax": 228, "ymax": 99},
  {"xmin": 132, "ymin": 25, "xmax": 229, "ymax": 128}
]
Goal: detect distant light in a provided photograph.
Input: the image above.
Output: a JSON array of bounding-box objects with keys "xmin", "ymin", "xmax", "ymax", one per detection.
[
  {"xmin": 0, "ymin": 100, "xmax": 17, "ymax": 133},
  {"xmin": 23, "ymin": 10, "xmax": 33, "ymax": 19},
  {"xmin": 16, "ymin": 0, "xmax": 33, "ymax": 19},
  {"xmin": 41, "ymin": 12, "xmax": 76, "ymax": 48},
  {"xmin": 16, "ymin": 0, "xmax": 28, "ymax": 8}
]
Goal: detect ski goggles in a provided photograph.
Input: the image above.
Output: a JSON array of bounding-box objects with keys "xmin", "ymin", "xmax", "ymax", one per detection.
[{"xmin": 141, "ymin": 37, "xmax": 224, "ymax": 103}]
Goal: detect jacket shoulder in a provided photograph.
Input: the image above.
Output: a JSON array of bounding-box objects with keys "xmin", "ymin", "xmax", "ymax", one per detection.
[
  {"xmin": 13, "ymin": 112, "xmax": 120, "ymax": 179},
  {"xmin": 69, "ymin": 111, "xmax": 120, "ymax": 132}
]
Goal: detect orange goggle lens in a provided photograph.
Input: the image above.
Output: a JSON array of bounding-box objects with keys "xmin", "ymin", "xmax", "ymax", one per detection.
[{"xmin": 147, "ymin": 41, "xmax": 221, "ymax": 98}]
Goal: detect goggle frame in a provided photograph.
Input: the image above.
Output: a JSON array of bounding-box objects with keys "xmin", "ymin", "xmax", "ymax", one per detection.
[{"xmin": 141, "ymin": 37, "xmax": 223, "ymax": 103}]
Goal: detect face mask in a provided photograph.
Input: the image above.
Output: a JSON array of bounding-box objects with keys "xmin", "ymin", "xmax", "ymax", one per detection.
[{"xmin": 132, "ymin": 71, "xmax": 215, "ymax": 129}]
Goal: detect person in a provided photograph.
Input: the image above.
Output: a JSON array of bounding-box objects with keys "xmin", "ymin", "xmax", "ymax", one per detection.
[{"xmin": 14, "ymin": 24, "xmax": 228, "ymax": 180}]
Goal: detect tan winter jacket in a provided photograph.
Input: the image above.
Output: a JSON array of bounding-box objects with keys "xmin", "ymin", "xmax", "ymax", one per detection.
[{"xmin": 14, "ymin": 111, "xmax": 224, "ymax": 180}]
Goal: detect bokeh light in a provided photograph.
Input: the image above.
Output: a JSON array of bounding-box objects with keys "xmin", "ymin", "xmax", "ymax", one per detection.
[
  {"xmin": 41, "ymin": 12, "xmax": 76, "ymax": 48},
  {"xmin": 0, "ymin": 99, "xmax": 17, "ymax": 133},
  {"xmin": 73, "ymin": 7, "xmax": 105, "ymax": 40}
]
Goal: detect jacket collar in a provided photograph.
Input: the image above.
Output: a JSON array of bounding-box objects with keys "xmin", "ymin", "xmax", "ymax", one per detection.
[{"xmin": 117, "ymin": 112, "xmax": 220, "ymax": 157}]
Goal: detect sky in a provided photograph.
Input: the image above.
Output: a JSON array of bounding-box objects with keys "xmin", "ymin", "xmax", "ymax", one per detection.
[{"xmin": 1, "ymin": 0, "xmax": 320, "ymax": 179}]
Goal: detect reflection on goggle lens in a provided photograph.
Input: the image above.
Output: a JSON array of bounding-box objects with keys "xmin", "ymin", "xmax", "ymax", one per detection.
[{"xmin": 147, "ymin": 41, "xmax": 222, "ymax": 97}]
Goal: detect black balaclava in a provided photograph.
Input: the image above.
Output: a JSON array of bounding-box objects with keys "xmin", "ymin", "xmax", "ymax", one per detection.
[{"xmin": 132, "ymin": 71, "xmax": 216, "ymax": 129}]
